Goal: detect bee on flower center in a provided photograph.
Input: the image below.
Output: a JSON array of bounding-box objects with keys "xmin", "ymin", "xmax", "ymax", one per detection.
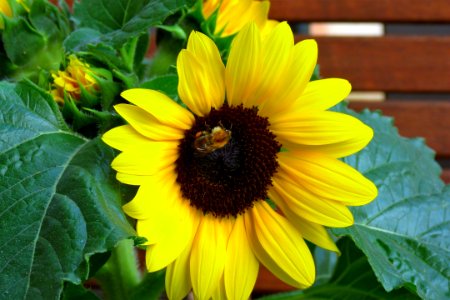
[{"xmin": 194, "ymin": 125, "xmax": 232, "ymax": 155}]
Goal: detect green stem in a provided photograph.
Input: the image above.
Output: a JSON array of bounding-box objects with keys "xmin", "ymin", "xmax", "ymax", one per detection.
[
  {"xmin": 120, "ymin": 37, "xmax": 139, "ymax": 72},
  {"xmin": 113, "ymin": 69, "xmax": 138, "ymax": 88},
  {"xmin": 95, "ymin": 239, "xmax": 141, "ymax": 300}
]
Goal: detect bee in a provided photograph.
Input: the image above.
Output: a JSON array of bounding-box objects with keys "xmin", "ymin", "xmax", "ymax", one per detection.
[{"xmin": 194, "ymin": 125, "xmax": 232, "ymax": 155}]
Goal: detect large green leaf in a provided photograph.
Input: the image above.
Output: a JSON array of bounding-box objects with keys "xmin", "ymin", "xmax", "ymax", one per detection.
[
  {"xmin": 334, "ymin": 108, "xmax": 449, "ymax": 299},
  {"xmin": 72, "ymin": 0, "xmax": 188, "ymax": 47},
  {"xmin": 0, "ymin": 82, "xmax": 134, "ymax": 299}
]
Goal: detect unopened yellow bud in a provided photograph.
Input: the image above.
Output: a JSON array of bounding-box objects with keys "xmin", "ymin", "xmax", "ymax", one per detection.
[{"xmin": 51, "ymin": 55, "xmax": 99, "ymax": 105}]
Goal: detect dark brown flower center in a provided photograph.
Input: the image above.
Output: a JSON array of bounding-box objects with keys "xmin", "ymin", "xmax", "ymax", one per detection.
[{"xmin": 175, "ymin": 104, "xmax": 280, "ymax": 217}]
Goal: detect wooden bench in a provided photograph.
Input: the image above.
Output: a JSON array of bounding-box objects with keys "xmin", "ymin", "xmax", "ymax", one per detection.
[{"xmin": 254, "ymin": 0, "xmax": 450, "ymax": 294}]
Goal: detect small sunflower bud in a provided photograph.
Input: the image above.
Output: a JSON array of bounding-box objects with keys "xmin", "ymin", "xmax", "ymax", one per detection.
[{"xmin": 51, "ymin": 55, "xmax": 100, "ymax": 106}]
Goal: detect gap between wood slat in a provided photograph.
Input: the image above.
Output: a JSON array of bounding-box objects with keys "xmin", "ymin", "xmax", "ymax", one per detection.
[{"xmin": 270, "ymin": 0, "xmax": 450, "ymax": 22}]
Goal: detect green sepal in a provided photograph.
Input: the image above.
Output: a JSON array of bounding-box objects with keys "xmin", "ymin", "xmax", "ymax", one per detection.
[
  {"xmin": 91, "ymin": 69, "xmax": 121, "ymax": 111},
  {"xmin": 79, "ymin": 83, "xmax": 100, "ymax": 108},
  {"xmin": 61, "ymin": 96, "xmax": 97, "ymax": 132},
  {"xmin": 82, "ymin": 108, "xmax": 123, "ymax": 135},
  {"xmin": 131, "ymin": 236, "xmax": 148, "ymax": 247},
  {"xmin": 157, "ymin": 24, "xmax": 187, "ymax": 41}
]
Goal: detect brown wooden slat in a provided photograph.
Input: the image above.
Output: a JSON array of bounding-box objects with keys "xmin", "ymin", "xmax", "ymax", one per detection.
[
  {"xmin": 298, "ymin": 36, "xmax": 450, "ymax": 92},
  {"xmin": 270, "ymin": 0, "xmax": 450, "ymax": 22},
  {"xmin": 349, "ymin": 101, "xmax": 450, "ymax": 157}
]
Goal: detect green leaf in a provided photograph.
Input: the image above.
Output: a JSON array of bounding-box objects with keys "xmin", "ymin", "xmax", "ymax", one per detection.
[
  {"xmin": 2, "ymin": 17, "xmax": 46, "ymax": 66},
  {"xmin": 333, "ymin": 108, "xmax": 449, "ymax": 299},
  {"xmin": 28, "ymin": 0, "xmax": 70, "ymax": 41},
  {"xmin": 258, "ymin": 238, "xmax": 418, "ymax": 300},
  {"xmin": 0, "ymin": 81, "xmax": 134, "ymax": 299},
  {"xmin": 140, "ymin": 74, "xmax": 179, "ymax": 100},
  {"xmin": 62, "ymin": 282, "xmax": 100, "ymax": 300},
  {"xmin": 72, "ymin": 0, "xmax": 188, "ymax": 47},
  {"xmin": 313, "ymin": 246, "xmax": 338, "ymax": 286},
  {"xmin": 63, "ymin": 28, "xmax": 103, "ymax": 52}
]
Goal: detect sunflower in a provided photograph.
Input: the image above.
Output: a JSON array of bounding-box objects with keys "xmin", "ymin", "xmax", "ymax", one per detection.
[
  {"xmin": 51, "ymin": 55, "xmax": 99, "ymax": 105},
  {"xmin": 202, "ymin": 0, "xmax": 277, "ymax": 37},
  {"xmin": 102, "ymin": 22, "xmax": 377, "ymax": 299}
]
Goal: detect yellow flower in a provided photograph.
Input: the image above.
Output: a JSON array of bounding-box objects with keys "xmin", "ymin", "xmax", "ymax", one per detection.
[
  {"xmin": 0, "ymin": 0, "xmax": 12, "ymax": 29},
  {"xmin": 103, "ymin": 22, "xmax": 377, "ymax": 299},
  {"xmin": 51, "ymin": 55, "xmax": 99, "ymax": 105},
  {"xmin": 202, "ymin": 0, "xmax": 277, "ymax": 36}
]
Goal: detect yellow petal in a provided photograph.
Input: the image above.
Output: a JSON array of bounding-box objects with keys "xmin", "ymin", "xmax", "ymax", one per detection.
[
  {"xmin": 219, "ymin": 0, "xmax": 269, "ymax": 36},
  {"xmin": 122, "ymin": 168, "xmax": 177, "ymax": 220},
  {"xmin": 262, "ymin": 20, "xmax": 280, "ymax": 36},
  {"xmin": 102, "ymin": 125, "xmax": 153, "ymax": 152},
  {"xmin": 245, "ymin": 201, "xmax": 315, "ymax": 289},
  {"xmin": 214, "ymin": 0, "xmax": 252, "ymax": 35},
  {"xmin": 211, "ymin": 276, "xmax": 227, "ymax": 300},
  {"xmin": 225, "ymin": 22, "xmax": 261, "ymax": 107},
  {"xmin": 293, "ymin": 78, "xmax": 352, "ymax": 112},
  {"xmin": 115, "ymin": 172, "xmax": 154, "ymax": 186},
  {"xmin": 186, "ymin": 31, "xmax": 226, "ymax": 109},
  {"xmin": 166, "ymin": 236, "xmax": 194, "ymax": 300},
  {"xmin": 121, "ymin": 89, "xmax": 194, "ymax": 129},
  {"xmin": 294, "ymin": 217, "xmax": 339, "ymax": 253},
  {"xmin": 270, "ymin": 175, "xmax": 354, "ymax": 227},
  {"xmin": 202, "ymin": 0, "xmax": 220, "ymax": 18},
  {"xmin": 145, "ymin": 201, "xmax": 200, "ymax": 272},
  {"xmin": 278, "ymin": 151, "xmax": 378, "ymax": 206},
  {"xmin": 190, "ymin": 216, "xmax": 231, "ymax": 300},
  {"xmin": 244, "ymin": 0, "xmax": 270, "ymax": 32},
  {"xmin": 224, "ymin": 215, "xmax": 259, "ymax": 300},
  {"xmin": 114, "ymin": 104, "xmax": 185, "ymax": 140},
  {"xmin": 244, "ymin": 22, "xmax": 293, "ymax": 108},
  {"xmin": 177, "ymin": 50, "xmax": 212, "ymax": 116},
  {"xmin": 260, "ymin": 39, "xmax": 317, "ymax": 117},
  {"xmin": 111, "ymin": 141, "xmax": 178, "ymax": 176},
  {"xmin": 273, "ymin": 197, "xmax": 339, "ymax": 253},
  {"xmin": 271, "ymin": 111, "xmax": 374, "ymax": 158}
]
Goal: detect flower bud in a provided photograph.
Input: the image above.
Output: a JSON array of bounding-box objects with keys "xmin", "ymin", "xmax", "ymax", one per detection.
[{"xmin": 51, "ymin": 55, "xmax": 100, "ymax": 106}]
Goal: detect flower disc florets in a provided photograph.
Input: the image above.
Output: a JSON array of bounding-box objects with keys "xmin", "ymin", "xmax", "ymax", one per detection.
[{"xmin": 176, "ymin": 104, "xmax": 280, "ymax": 217}]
